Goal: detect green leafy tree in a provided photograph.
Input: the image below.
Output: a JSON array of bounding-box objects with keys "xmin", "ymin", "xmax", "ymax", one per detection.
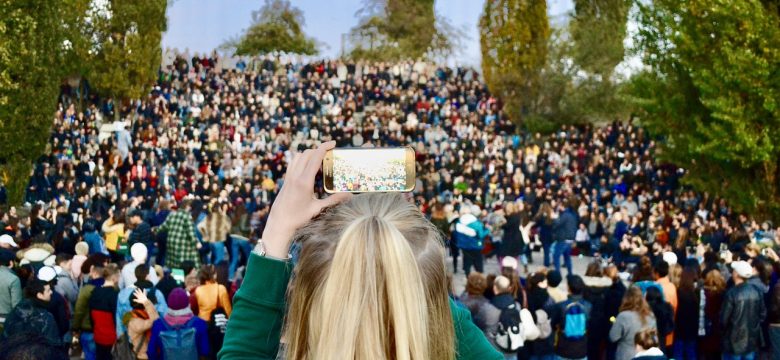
[
  {"xmin": 570, "ymin": 0, "xmax": 630, "ymax": 77},
  {"xmin": 479, "ymin": 0, "xmax": 550, "ymax": 126},
  {"xmin": 632, "ymin": 0, "xmax": 780, "ymax": 219},
  {"xmin": 226, "ymin": 0, "xmax": 318, "ymax": 56},
  {"xmin": 89, "ymin": 0, "xmax": 168, "ymax": 120},
  {"xmin": 0, "ymin": 0, "xmax": 65, "ymax": 205},
  {"xmin": 348, "ymin": 0, "xmax": 458, "ymax": 61}
]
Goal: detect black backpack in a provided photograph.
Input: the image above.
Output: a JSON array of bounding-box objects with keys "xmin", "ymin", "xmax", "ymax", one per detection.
[{"xmin": 495, "ymin": 302, "xmax": 524, "ymax": 352}]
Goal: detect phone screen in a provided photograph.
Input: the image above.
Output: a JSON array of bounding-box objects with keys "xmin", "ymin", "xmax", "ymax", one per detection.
[
  {"xmin": 171, "ymin": 268, "xmax": 185, "ymax": 284},
  {"xmin": 323, "ymin": 147, "xmax": 415, "ymax": 193}
]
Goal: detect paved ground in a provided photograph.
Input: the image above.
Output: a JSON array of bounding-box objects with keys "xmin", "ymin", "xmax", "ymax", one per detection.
[{"xmin": 449, "ymin": 250, "xmax": 594, "ymax": 295}]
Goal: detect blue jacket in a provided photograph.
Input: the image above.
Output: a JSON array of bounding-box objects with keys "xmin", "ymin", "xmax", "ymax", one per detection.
[{"xmin": 553, "ymin": 209, "xmax": 578, "ymax": 242}]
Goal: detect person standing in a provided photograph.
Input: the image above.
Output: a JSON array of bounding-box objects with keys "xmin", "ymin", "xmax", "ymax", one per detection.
[
  {"xmin": 0, "ymin": 249, "xmax": 21, "ymax": 335},
  {"xmin": 609, "ymin": 286, "xmax": 657, "ymax": 360},
  {"xmin": 124, "ymin": 288, "xmax": 160, "ymax": 360},
  {"xmin": 197, "ymin": 202, "xmax": 231, "ymax": 265},
  {"xmin": 552, "ymin": 197, "xmax": 578, "ymax": 276},
  {"xmin": 672, "ymin": 265, "xmax": 700, "ymax": 360},
  {"xmin": 454, "ymin": 204, "xmax": 489, "ymax": 274},
  {"xmin": 89, "ymin": 264, "xmax": 121, "ymax": 360},
  {"xmin": 654, "ymin": 260, "xmax": 678, "ymax": 349},
  {"xmin": 128, "ymin": 210, "xmax": 154, "ymax": 264},
  {"xmin": 720, "ymin": 261, "xmax": 766, "ymax": 360},
  {"xmin": 550, "ymin": 275, "xmax": 591, "ymax": 360},
  {"xmin": 157, "ymin": 199, "xmax": 201, "ymax": 269},
  {"xmin": 0, "ymin": 279, "xmax": 62, "ymax": 349},
  {"xmin": 500, "ymin": 202, "xmax": 527, "ymax": 273}
]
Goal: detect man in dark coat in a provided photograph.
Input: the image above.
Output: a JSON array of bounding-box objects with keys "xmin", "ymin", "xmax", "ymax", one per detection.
[
  {"xmin": 0, "ymin": 279, "xmax": 62, "ymax": 349},
  {"xmin": 721, "ymin": 261, "xmax": 766, "ymax": 359}
]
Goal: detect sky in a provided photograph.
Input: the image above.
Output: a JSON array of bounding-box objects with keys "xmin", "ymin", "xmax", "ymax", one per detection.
[{"xmin": 162, "ymin": 0, "xmax": 575, "ymax": 67}]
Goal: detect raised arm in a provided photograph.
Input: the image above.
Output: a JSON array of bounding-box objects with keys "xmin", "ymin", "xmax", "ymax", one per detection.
[{"xmin": 219, "ymin": 141, "xmax": 350, "ymax": 360}]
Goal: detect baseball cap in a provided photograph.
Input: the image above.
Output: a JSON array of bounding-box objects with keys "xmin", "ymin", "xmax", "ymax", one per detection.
[
  {"xmin": 731, "ymin": 261, "xmax": 754, "ymax": 279},
  {"xmin": 0, "ymin": 234, "xmax": 18, "ymax": 248}
]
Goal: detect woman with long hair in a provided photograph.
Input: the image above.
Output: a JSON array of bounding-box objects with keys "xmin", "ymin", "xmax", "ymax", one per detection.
[
  {"xmin": 534, "ymin": 202, "xmax": 555, "ymax": 267},
  {"xmin": 220, "ymin": 142, "xmax": 501, "ymax": 359},
  {"xmin": 673, "ymin": 265, "xmax": 700, "ymax": 360},
  {"xmin": 609, "ymin": 286, "xmax": 657, "ymax": 360},
  {"xmin": 500, "ymin": 202, "xmax": 527, "ymax": 273},
  {"xmin": 700, "ymin": 270, "xmax": 726, "ymax": 360}
]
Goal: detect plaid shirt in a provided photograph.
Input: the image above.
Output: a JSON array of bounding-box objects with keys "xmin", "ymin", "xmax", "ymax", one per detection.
[{"xmin": 158, "ymin": 210, "xmax": 200, "ymax": 268}]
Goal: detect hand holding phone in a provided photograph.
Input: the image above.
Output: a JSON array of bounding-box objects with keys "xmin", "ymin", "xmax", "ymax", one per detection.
[{"xmin": 323, "ymin": 147, "xmax": 416, "ymax": 193}]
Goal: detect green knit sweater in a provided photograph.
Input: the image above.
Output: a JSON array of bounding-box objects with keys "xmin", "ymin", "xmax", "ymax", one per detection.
[{"xmin": 218, "ymin": 253, "xmax": 502, "ymax": 360}]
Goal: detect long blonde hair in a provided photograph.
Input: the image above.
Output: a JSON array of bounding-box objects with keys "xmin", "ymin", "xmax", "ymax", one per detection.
[{"xmin": 283, "ymin": 193, "xmax": 455, "ymax": 360}]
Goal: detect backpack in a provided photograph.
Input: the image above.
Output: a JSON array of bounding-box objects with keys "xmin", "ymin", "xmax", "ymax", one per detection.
[
  {"xmin": 111, "ymin": 332, "xmax": 143, "ymax": 360},
  {"xmin": 562, "ymin": 302, "xmax": 587, "ymax": 340},
  {"xmin": 520, "ymin": 308, "xmax": 540, "ymax": 341},
  {"xmin": 207, "ymin": 286, "xmax": 229, "ymax": 355},
  {"xmin": 160, "ymin": 317, "xmax": 199, "ymax": 360},
  {"xmin": 495, "ymin": 302, "xmax": 524, "ymax": 352}
]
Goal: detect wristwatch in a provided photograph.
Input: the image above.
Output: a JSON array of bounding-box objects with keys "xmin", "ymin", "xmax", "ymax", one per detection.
[{"xmin": 253, "ymin": 240, "xmax": 291, "ymax": 261}]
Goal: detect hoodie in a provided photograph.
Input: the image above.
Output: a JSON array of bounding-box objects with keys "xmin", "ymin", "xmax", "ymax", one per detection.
[{"xmin": 147, "ymin": 308, "xmax": 210, "ymax": 360}]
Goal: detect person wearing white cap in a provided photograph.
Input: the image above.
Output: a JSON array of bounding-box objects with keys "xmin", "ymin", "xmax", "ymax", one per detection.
[
  {"xmin": 0, "ymin": 234, "xmax": 18, "ymax": 249},
  {"xmin": 720, "ymin": 260, "xmax": 766, "ymax": 359},
  {"xmin": 119, "ymin": 243, "xmax": 159, "ymax": 290}
]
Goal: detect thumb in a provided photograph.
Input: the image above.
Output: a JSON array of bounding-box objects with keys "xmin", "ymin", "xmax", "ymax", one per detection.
[{"xmin": 317, "ymin": 192, "xmax": 352, "ymax": 210}]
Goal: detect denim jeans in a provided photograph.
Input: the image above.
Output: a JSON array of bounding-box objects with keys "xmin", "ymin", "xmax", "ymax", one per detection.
[
  {"xmin": 210, "ymin": 242, "xmax": 226, "ymax": 265},
  {"xmin": 542, "ymin": 242, "xmax": 553, "ymax": 267},
  {"xmin": 553, "ymin": 241, "xmax": 573, "ymax": 275},
  {"xmin": 673, "ymin": 339, "xmax": 697, "ymax": 360},
  {"xmin": 229, "ymin": 236, "xmax": 253, "ymax": 279},
  {"xmin": 80, "ymin": 331, "xmax": 96, "ymax": 360},
  {"xmin": 722, "ymin": 352, "xmax": 756, "ymax": 360}
]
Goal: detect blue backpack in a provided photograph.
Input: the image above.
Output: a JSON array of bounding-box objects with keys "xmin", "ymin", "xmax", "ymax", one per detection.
[
  {"xmin": 160, "ymin": 317, "xmax": 199, "ymax": 360},
  {"xmin": 562, "ymin": 302, "xmax": 587, "ymax": 340}
]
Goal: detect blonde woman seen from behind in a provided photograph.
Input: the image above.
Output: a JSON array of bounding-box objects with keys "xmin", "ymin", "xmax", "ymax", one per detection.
[{"xmin": 219, "ymin": 141, "xmax": 502, "ymax": 360}]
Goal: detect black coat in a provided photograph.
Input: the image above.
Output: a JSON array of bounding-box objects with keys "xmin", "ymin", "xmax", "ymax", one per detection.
[
  {"xmin": 583, "ymin": 276, "xmax": 614, "ymax": 359},
  {"xmin": 675, "ymin": 287, "xmax": 700, "ymax": 340},
  {"xmin": 1, "ymin": 299, "xmax": 61, "ymax": 347},
  {"xmin": 500, "ymin": 213, "xmax": 524, "ymax": 257},
  {"xmin": 526, "ymin": 287, "xmax": 555, "ymax": 356},
  {"xmin": 649, "ymin": 300, "xmax": 674, "ymax": 350},
  {"xmin": 720, "ymin": 281, "xmax": 767, "ymax": 355}
]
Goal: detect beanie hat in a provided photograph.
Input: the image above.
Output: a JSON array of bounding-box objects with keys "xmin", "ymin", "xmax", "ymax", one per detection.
[
  {"xmin": 75, "ymin": 242, "xmax": 89, "ymax": 256},
  {"xmin": 131, "ymin": 243, "xmax": 148, "ymax": 262},
  {"xmin": 167, "ymin": 288, "xmax": 191, "ymax": 314},
  {"xmin": 547, "ymin": 270, "xmax": 563, "ymax": 288}
]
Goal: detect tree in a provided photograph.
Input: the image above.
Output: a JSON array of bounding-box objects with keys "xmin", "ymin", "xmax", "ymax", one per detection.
[
  {"xmin": 479, "ymin": 0, "xmax": 550, "ymax": 126},
  {"xmin": 88, "ymin": 0, "xmax": 168, "ymax": 120},
  {"xmin": 570, "ymin": 0, "xmax": 630, "ymax": 78},
  {"xmin": 0, "ymin": 0, "xmax": 65, "ymax": 205},
  {"xmin": 347, "ymin": 0, "xmax": 459, "ymax": 61},
  {"xmin": 225, "ymin": 0, "xmax": 318, "ymax": 56},
  {"xmin": 632, "ymin": 0, "xmax": 780, "ymax": 219}
]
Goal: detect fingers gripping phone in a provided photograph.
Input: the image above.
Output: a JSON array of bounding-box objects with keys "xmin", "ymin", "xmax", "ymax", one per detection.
[{"xmin": 323, "ymin": 147, "xmax": 416, "ymax": 193}]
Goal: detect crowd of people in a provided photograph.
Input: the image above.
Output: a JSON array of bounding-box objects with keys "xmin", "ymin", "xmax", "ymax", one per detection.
[
  {"xmin": 0, "ymin": 50, "xmax": 777, "ymax": 359},
  {"xmin": 332, "ymin": 156, "xmax": 407, "ymax": 192}
]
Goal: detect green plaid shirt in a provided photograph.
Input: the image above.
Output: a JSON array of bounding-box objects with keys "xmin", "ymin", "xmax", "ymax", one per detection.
[{"xmin": 159, "ymin": 210, "xmax": 200, "ymax": 269}]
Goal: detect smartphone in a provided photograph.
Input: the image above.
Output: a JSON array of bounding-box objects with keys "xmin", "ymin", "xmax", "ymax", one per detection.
[
  {"xmin": 720, "ymin": 243, "xmax": 728, "ymax": 252},
  {"xmin": 761, "ymin": 248, "xmax": 769, "ymax": 256},
  {"xmin": 171, "ymin": 268, "xmax": 185, "ymax": 284},
  {"xmin": 323, "ymin": 147, "xmax": 416, "ymax": 193}
]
